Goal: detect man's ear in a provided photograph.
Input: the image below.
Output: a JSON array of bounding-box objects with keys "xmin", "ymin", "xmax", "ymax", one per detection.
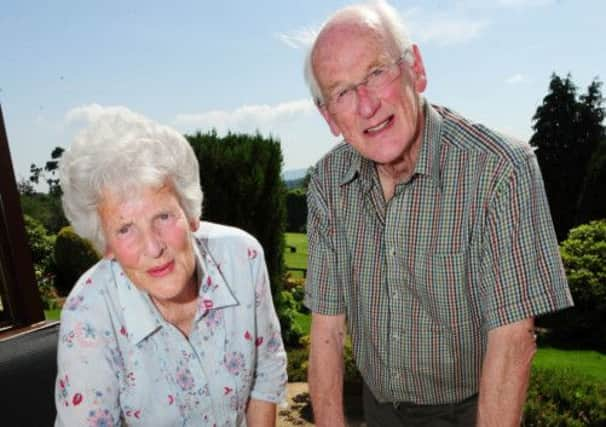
[
  {"xmin": 318, "ymin": 104, "xmax": 342, "ymax": 137},
  {"xmin": 410, "ymin": 44, "xmax": 427, "ymax": 93}
]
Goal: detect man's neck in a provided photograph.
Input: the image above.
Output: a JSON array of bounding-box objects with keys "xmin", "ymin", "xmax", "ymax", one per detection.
[{"xmin": 376, "ymin": 116, "xmax": 425, "ymax": 201}]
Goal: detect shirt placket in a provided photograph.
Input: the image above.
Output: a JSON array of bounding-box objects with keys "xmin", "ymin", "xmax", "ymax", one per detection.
[{"xmin": 384, "ymin": 181, "xmax": 414, "ymax": 402}]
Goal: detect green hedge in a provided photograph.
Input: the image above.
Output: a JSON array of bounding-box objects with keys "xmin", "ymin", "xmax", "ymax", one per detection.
[
  {"xmin": 524, "ymin": 366, "xmax": 606, "ymax": 426},
  {"xmin": 54, "ymin": 226, "xmax": 100, "ymax": 296}
]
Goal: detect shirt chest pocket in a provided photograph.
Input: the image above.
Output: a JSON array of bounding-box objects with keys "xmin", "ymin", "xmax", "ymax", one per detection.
[{"xmin": 399, "ymin": 251, "xmax": 475, "ymax": 329}]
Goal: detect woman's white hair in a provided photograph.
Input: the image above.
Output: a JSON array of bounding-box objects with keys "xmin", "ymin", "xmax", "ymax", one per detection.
[
  {"xmin": 304, "ymin": 0, "xmax": 413, "ymax": 106},
  {"xmin": 59, "ymin": 108, "xmax": 203, "ymax": 253}
]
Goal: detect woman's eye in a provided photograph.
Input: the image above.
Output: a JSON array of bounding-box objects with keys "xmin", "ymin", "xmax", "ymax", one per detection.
[{"xmin": 118, "ymin": 225, "xmax": 131, "ymax": 235}]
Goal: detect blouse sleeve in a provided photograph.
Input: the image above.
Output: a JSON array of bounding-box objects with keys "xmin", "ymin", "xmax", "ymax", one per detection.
[
  {"xmin": 54, "ymin": 290, "xmax": 122, "ymax": 427},
  {"xmin": 248, "ymin": 246, "xmax": 288, "ymax": 404}
]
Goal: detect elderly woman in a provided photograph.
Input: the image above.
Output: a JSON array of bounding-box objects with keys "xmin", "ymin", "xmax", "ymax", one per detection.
[{"xmin": 54, "ymin": 110, "xmax": 287, "ymax": 426}]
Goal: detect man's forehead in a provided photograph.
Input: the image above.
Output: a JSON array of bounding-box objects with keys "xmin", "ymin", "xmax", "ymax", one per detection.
[{"xmin": 312, "ymin": 21, "xmax": 394, "ymax": 88}]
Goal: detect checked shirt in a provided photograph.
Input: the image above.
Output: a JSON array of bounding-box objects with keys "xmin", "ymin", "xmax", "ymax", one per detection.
[{"xmin": 304, "ymin": 102, "xmax": 573, "ymax": 405}]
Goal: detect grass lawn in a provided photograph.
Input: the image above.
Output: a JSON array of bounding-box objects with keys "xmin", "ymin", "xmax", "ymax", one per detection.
[
  {"xmin": 44, "ymin": 309, "xmax": 61, "ymax": 321},
  {"xmin": 294, "ymin": 311, "xmax": 312, "ymax": 335},
  {"xmin": 284, "ymin": 232, "xmax": 308, "ymax": 278},
  {"xmin": 533, "ymin": 347, "xmax": 606, "ymax": 382}
]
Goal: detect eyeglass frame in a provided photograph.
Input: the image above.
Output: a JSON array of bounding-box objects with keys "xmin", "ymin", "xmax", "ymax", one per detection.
[{"xmin": 318, "ymin": 50, "xmax": 412, "ymax": 114}]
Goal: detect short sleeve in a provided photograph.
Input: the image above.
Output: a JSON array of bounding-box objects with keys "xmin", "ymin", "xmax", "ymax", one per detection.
[
  {"xmin": 304, "ymin": 166, "xmax": 346, "ymax": 315},
  {"xmin": 248, "ymin": 246, "xmax": 288, "ymax": 403},
  {"xmin": 480, "ymin": 153, "xmax": 574, "ymax": 329}
]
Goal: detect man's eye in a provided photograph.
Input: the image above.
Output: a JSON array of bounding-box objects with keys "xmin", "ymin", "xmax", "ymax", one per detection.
[
  {"xmin": 335, "ymin": 88, "xmax": 351, "ymax": 102},
  {"xmin": 159, "ymin": 213, "xmax": 170, "ymax": 221},
  {"xmin": 368, "ymin": 67, "xmax": 386, "ymax": 82}
]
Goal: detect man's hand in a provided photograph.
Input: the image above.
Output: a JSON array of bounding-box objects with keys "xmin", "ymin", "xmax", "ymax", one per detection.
[
  {"xmin": 477, "ymin": 317, "xmax": 537, "ymax": 426},
  {"xmin": 308, "ymin": 313, "xmax": 347, "ymax": 427}
]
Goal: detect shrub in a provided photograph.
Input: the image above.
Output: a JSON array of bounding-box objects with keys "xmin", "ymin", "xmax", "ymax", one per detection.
[
  {"xmin": 54, "ymin": 226, "xmax": 100, "ymax": 296},
  {"xmin": 23, "ymin": 215, "xmax": 58, "ymax": 308},
  {"xmin": 23, "ymin": 214, "xmax": 55, "ymax": 269},
  {"xmin": 524, "ymin": 366, "xmax": 606, "ymax": 426},
  {"xmin": 283, "ymin": 277, "xmax": 308, "ymax": 313},
  {"xmin": 555, "ymin": 219, "xmax": 606, "ymax": 348},
  {"xmin": 286, "ymin": 334, "xmax": 363, "ymax": 386},
  {"xmin": 287, "ymin": 346, "xmax": 309, "ymax": 382},
  {"xmin": 276, "ymin": 290, "xmax": 305, "ymax": 347}
]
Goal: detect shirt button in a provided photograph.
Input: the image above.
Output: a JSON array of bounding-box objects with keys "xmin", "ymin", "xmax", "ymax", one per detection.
[
  {"xmin": 392, "ymin": 291, "xmax": 399, "ymax": 299},
  {"xmin": 392, "ymin": 333, "xmax": 399, "ymax": 341}
]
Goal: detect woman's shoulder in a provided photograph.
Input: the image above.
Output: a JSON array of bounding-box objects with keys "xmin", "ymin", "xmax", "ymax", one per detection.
[
  {"xmin": 60, "ymin": 259, "xmax": 117, "ymax": 315},
  {"xmin": 194, "ymin": 221, "xmax": 263, "ymax": 254}
]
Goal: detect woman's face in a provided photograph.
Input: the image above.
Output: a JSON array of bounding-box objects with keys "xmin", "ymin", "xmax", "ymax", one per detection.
[{"xmin": 98, "ymin": 184, "xmax": 199, "ymax": 305}]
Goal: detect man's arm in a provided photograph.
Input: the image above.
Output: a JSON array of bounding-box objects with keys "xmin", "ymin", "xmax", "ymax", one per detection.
[
  {"xmin": 477, "ymin": 317, "xmax": 536, "ymax": 426},
  {"xmin": 246, "ymin": 399, "xmax": 276, "ymax": 427},
  {"xmin": 308, "ymin": 313, "xmax": 347, "ymax": 427}
]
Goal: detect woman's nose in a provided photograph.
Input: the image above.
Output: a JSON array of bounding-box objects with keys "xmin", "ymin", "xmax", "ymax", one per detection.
[{"xmin": 144, "ymin": 232, "xmax": 165, "ymax": 258}]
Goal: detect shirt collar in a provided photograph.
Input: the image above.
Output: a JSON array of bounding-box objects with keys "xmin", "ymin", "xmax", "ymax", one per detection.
[
  {"xmin": 414, "ymin": 102, "xmax": 443, "ymax": 188},
  {"xmin": 192, "ymin": 235, "xmax": 239, "ymax": 319},
  {"xmin": 339, "ymin": 100, "xmax": 443, "ymax": 189},
  {"xmin": 115, "ymin": 235, "xmax": 239, "ymax": 345}
]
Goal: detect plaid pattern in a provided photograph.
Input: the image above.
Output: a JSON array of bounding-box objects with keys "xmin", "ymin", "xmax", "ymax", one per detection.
[{"xmin": 304, "ymin": 102, "xmax": 573, "ymax": 405}]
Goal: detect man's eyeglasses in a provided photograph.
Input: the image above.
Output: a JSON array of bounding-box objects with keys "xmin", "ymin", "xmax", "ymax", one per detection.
[{"xmin": 322, "ymin": 55, "xmax": 406, "ymax": 114}]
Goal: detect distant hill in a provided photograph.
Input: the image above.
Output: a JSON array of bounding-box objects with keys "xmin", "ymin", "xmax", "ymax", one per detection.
[
  {"xmin": 282, "ymin": 168, "xmax": 307, "ymax": 181},
  {"xmin": 282, "ymin": 168, "xmax": 308, "ymax": 190}
]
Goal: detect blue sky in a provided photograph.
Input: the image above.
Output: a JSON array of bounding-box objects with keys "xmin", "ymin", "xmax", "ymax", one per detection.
[{"xmin": 1, "ymin": 0, "xmax": 604, "ymax": 186}]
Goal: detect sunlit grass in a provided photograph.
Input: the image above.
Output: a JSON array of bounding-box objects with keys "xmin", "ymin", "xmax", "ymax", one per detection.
[{"xmin": 534, "ymin": 347, "xmax": 606, "ymax": 382}]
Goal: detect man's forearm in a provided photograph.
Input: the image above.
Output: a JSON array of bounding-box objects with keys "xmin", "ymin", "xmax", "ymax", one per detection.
[
  {"xmin": 308, "ymin": 314, "xmax": 347, "ymax": 427},
  {"xmin": 477, "ymin": 317, "xmax": 536, "ymax": 426},
  {"xmin": 246, "ymin": 399, "xmax": 276, "ymax": 427}
]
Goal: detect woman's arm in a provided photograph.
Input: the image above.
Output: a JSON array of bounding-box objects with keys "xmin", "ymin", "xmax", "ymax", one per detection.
[
  {"xmin": 54, "ymin": 294, "xmax": 121, "ymax": 426},
  {"xmin": 246, "ymin": 399, "xmax": 277, "ymax": 427}
]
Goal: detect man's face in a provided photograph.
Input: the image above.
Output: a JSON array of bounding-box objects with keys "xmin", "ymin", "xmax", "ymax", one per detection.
[{"xmin": 312, "ymin": 21, "xmax": 427, "ymax": 167}]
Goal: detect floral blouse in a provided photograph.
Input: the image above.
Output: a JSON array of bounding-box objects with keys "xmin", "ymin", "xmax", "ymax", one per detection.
[{"xmin": 55, "ymin": 222, "xmax": 287, "ymax": 427}]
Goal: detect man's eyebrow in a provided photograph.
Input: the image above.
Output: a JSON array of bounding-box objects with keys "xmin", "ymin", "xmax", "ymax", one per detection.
[{"xmin": 324, "ymin": 57, "xmax": 391, "ymax": 94}]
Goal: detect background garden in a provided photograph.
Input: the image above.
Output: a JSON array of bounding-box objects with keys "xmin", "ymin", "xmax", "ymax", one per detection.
[{"xmin": 21, "ymin": 73, "xmax": 606, "ymax": 425}]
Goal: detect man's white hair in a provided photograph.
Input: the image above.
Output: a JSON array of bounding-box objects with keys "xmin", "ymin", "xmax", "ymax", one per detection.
[
  {"xmin": 304, "ymin": 0, "xmax": 413, "ymax": 107},
  {"xmin": 59, "ymin": 109, "xmax": 203, "ymax": 253}
]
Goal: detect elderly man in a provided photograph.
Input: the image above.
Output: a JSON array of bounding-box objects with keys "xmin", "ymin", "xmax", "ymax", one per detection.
[{"xmin": 303, "ymin": 1, "xmax": 573, "ymax": 426}]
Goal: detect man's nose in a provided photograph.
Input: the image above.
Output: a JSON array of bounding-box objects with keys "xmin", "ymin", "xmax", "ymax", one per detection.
[{"xmin": 356, "ymin": 84, "xmax": 380, "ymax": 118}]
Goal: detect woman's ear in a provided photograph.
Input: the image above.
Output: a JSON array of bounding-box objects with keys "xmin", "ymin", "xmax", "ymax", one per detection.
[{"xmin": 189, "ymin": 218, "xmax": 200, "ymax": 232}]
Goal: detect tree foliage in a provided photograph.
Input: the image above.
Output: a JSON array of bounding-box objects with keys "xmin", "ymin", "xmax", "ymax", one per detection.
[
  {"xmin": 530, "ymin": 74, "xmax": 605, "ymax": 240},
  {"xmin": 286, "ymin": 189, "xmax": 307, "ymax": 232},
  {"xmin": 29, "ymin": 146, "xmax": 64, "ymax": 196},
  {"xmin": 20, "ymin": 192, "xmax": 67, "ymax": 234},
  {"xmin": 576, "ymin": 138, "xmax": 606, "ymax": 225},
  {"xmin": 186, "ymin": 130, "xmax": 286, "ymax": 296}
]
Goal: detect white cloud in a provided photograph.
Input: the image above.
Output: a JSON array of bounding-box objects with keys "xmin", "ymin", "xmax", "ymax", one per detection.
[
  {"xmin": 275, "ymin": 27, "xmax": 318, "ymax": 49},
  {"xmin": 505, "ymin": 73, "xmax": 527, "ymax": 84},
  {"xmin": 65, "ymin": 103, "xmax": 147, "ymax": 125},
  {"xmin": 495, "ymin": 0, "xmax": 554, "ymax": 8},
  {"xmin": 404, "ymin": 8, "xmax": 489, "ymax": 46},
  {"xmin": 173, "ymin": 99, "xmax": 316, "ymax": 134}
]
